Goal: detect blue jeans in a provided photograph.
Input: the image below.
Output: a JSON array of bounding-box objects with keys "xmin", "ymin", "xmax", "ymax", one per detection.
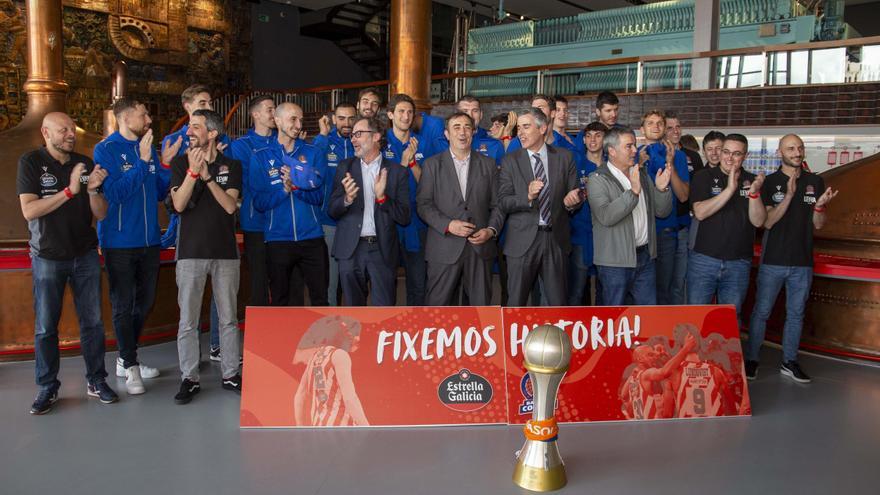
[
  {"xmin": 655, "ymin": 227, "xmax": 688, "ymax": 305},
  {"xmin": 208, "ymin": 299, "xmax": 220, "ymax": 350},
  {"xmin": 597, "ymin": 245, "xmax": 657, "ymax": 306},
  {"xmin": 568, "ymin": 244, "xmax": 594, "ymax": 306},
  {"xmin": 687, "ymin": 251, "xmax": 751, "ymax": 327},
  {"xmin": 103, "ymin": 246, "xmax": 160, "ymax": 368},
  {"xmin": 748, "ymin": 264, "xmax": 813, "ymax": 362},
  {"xmin": 32, "ymin": 251, "xmax": 107, "ymax": 391}
]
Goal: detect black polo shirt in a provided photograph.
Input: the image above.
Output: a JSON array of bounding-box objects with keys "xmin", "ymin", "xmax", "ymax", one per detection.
[
  {"xmin": 679, "ymin": 148, "xmax": 705, "ymax": 218},
  {"xmin": 170, "ymin": 153, "xmax": 242, "ymax": 260},
  {"xmin": 16, "ymin": 148, "xmax": 98, "ymax": 260},
  {"xmin": 690, "ymin": 166, "xmax": 758, "ymax": 261},
  {"xmin": 760, "ymin": 169, "xmax": 825, "ymax": 267}
]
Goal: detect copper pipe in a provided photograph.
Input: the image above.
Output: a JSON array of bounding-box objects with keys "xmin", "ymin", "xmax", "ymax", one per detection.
[
  {"xmin": 103, "ymin": 60, "xmax": 128, "ymax": 136},
  {"xmin": 389, "ymin": 0, "xmax": 432, "ymax": 109},
  {"xmin": 21, "ymin": 0, "xmax": 68, "ymax": 122}
]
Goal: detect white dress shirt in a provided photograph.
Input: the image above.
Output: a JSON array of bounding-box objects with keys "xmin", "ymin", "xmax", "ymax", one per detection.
[
  {"xmin": 358, "ymin": 155, "xmax": 382, "ymax": 237},
  {"xmin": 450, "ymin": 150, "xmax": 470, "ymax": 199},
  {"xmin": 608, "ymin": 163, "xmax": 649, "ymax": 247}
]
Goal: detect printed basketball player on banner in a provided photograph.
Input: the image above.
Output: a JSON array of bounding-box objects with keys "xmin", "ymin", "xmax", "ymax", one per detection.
[
  {"xmin": 503, "ymin": 305, "xmax": 751, "ymax": 424},
  {"xmin": 241, "ymin": 306, "xmax": 507, "ymax": 428}
]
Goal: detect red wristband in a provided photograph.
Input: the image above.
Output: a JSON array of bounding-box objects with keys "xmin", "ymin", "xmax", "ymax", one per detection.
[
  {"xmin": 160, "ymin": 162, "xmax": 171, "ymax": 169},
  {"xmin": 408, "ymin": 159, "xmax": 417, "ymax": 169},
  {"xmin": 501, "ymin": 136, "xmax": 512, "ymax": 141},
  {"xmin": 813, "ymin": 205, "xmax": 826, "ymax": 213},
  {"xmin": 748, "ymin": 192, "xmax": 760, "ymax": 199},
  {"xmin": 187, "ymin": 169, "xmax": 199, "ymax": 179},
  {"xmin": 63, "ymin": 187, "xmax": 74, "ymax": 199},
  {"xmin": 375, "ymin": 196, "xmax": 387, "ymax": 205}
]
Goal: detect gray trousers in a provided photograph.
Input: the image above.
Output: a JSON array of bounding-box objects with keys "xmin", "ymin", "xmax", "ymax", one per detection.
[
  {"xmin": 426, "ymin": 246, "xmax": 492, "ymax": 306},
  {"xmin": 176, "ymin": 259, "xmax": 240, "ymax": 381},
  {"xmin": 506, "ymin": 231, "xmax": 567, "ymax": 306}
]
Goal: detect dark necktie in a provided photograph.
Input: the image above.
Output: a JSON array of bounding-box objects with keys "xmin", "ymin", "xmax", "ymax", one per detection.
[{"xmin": 533, "ymin": 153, "xmax": 551, "ymax": 226}]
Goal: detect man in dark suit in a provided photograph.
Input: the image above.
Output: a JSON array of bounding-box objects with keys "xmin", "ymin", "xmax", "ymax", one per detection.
[
  {"xmin": 498, "ymin": 108, "xmax": 584, "ymax": 306},
  {"xmin": 329, "ymin": 117, "xmax": 410, "ymax": 306},
  {"xmin": 417, "ymin": 112, "xmax": 505, "ymax": 306}
]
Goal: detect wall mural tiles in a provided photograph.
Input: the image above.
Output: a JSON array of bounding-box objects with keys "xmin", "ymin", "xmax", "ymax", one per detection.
[{"xmin": 0, "ymin": 0, "xmax": 251, "ymax": 133}]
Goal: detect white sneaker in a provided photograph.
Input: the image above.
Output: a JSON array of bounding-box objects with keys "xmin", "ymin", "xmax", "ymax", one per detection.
[
  {"xmin": 125, "ymin": 366, "xmax": 145, "ymax": 395},
  {"xmin": 116, "ymin": 358, "xmax": 160, "ymax": 379}
]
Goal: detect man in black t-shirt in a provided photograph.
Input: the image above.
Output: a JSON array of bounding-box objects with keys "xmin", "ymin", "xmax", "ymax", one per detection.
[
  {"xmin": 687, "ymin": 134, "xmax": 766, "ymax": 327},
  {"xmin": 17, "ymin": 112, "xmax": 116, "ymax": 415},
  {"xmin": 746, "ymin": 134, "xmax": 839, "ymax": 383},
  {"xmin": 168, "ymin": 109, "xmax": 243, "ymax": 404}
]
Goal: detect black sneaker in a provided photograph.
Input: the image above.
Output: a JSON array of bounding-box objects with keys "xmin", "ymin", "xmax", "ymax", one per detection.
[
  {"xmin": 209, "ymin": 347, "xmax": 221, "ymax": 362},
  {"xmin": 30, "ymin": 388, "xmax": 59, "ymax": 415},
  {"xmin": 780, "ymin": 361, "xmax": 812, "ymax": 384},
  {"xmin": 87, "ymin": 381, "xmax": 119, "ymax": 404},
  {"xmin": 222, "ymin": 374, "xmax": 242, "ymax": 394},
  {"xmin": 174, "ymin": 379, "xmax": 201, "ymax": 404},
  {"xmin": 744, "ymin": 360, "xmax": 759, "ymax": 381}
]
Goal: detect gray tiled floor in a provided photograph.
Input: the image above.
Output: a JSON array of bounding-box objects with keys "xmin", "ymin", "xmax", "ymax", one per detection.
[{"xmin": 1, "ymin": 339, "xmax": 878, "ymax": 495}]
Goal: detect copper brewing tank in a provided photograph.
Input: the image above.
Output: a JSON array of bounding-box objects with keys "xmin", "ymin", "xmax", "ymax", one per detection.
[
  {"xmin": 0, "ymin": 0, "xmax": 103, "ymax": 241},
  {"xmin": 389, "ymin": 0, "xmax": 431, "ymax": 108},
  {"xmin": 102, "ymin": 60, "xmax": 127, "ymax": 136}
]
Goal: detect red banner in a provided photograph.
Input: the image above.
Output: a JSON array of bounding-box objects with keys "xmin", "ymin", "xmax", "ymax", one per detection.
[
  {"xmin": 241, "ymin": 305, "xmax": 750, "ymax": 428},
  {"xmin": 240, "ymin": 306, "xmax": 508, "ymax": 428},
  {"xmin": 502, "ymin": 306, "xmax": 750, "ymax": 424}
]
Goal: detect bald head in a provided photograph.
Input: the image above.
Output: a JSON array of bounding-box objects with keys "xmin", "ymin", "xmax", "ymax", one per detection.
[
  {"xmin": 274, "ymin": 102, "xmax": 304, "ymax": 141},
  {"xmin": 778, "ymin": 133, "xmax": 805, "ymax": 169},
  {"xmin": 41, "ymin": 112, "xmax": 76, "ymax": 156}
]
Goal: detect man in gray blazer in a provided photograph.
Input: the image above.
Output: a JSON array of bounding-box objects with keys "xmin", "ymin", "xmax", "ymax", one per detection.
[
  {"xmin": 587, "ymin": 126, "xmax": 672, "ymax": 306},
  {"xmin": 417, "ymin": 113, "xmax": 505, "ymax": 306},
  {"xmin": 498, "ymin": 108, "xmax": 584, "ymax": 306}
]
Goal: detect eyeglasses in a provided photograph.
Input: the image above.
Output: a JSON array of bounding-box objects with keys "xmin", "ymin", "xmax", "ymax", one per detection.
[
  {"xmin": 351, "ymin": 130, "xmax": 376, "ymax": 139},
  {"xmin": 721, "ymin": 149, "xmax": 746, "ymax": 158}
]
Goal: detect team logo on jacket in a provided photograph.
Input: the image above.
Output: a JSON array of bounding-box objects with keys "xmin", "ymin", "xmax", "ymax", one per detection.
[
  {"xmin": 40, "ymin": 173, "xmax": 58, "ymax": 187},
  {"xmin": 298, "ymin": 154, "xmax": 307, "ymax": 163},
  {"xmin": 121, "ymin": 163, "xmax": 133, "ymax": 172},
  {"xmin": 437, "ymin": 369, "xmax": 493, "ymax": 412},
  {"xmin": 327, "ymin": 153, "xmax": 338, "ymax": 162},
  {"xmin": 478, "ymin": 144, "xmax": 487, "ymax": 153},
  {"xmin": 415, "ymin": 152, "xmax": 424, "ymax": 161}
]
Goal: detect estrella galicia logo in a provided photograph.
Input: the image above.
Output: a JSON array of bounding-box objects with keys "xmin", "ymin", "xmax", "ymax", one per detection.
[
  {"xmin": 518, "ymin": 373, "xmax": 534, "ymax": 415},
  {"xmin": 40, "ymin": 173, "xmax": 58, "ymax": 187},
  {"xmin": 437, "ymin": 368, "xmax": 493, "ymax": 412}
]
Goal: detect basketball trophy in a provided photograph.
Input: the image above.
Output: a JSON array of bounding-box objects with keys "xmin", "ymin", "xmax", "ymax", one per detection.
[{"xmin": 513, "ymin": 324, "xmax": 572, "ymax": 492}]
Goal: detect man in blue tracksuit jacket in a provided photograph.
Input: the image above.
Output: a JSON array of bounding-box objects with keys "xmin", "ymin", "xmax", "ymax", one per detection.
[
  {"xmin": 160, "ymin": 84, "xmax": 233, "ymax": 361},
  {"xmin": 312, "ymin": 102, "xmax": 356, "ymax": 306},
  {"xmin": 250, "ymin": 102, "xmax": 327, "ymax": 307},
  {"xmin": 383, "ymin": 93, "xmax": 437, "ymax": 306},
  {"xmin": 94, "ymin": 99, "xmax": 168, "ymax": 394},
  {"xmin": 228, "ymin": 95, "xmax": 277, "ymax": 310}
]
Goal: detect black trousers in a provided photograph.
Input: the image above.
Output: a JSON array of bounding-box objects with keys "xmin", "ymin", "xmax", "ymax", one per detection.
[
  {"xmin": 103, "ymin": 246, "xmax": 160, "ymax": 368},
  {"xmin": 266, "ymin": 237, "xmax": 329, "ymax": 306},
  {"xmin": 243, "ymin": 231, "xmax": 269, "ymax": 306}
]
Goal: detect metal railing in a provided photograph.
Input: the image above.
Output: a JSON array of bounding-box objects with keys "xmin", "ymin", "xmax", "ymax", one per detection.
[{"xmin": 212, "ymin": 36, "xmax": 880, "ymax": 138}]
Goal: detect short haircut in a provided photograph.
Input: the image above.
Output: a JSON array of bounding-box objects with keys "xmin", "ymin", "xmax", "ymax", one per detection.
[
  {"xmin": 680, "ymin": 134, "xmax": 700, "ymax": 153},
  {"xmin": 641, "ymin": 108, "xmax": 665, "ymax": 126},
  {"xmin": 584, "ymin": 121, "xmax": 607, "ymax": 133},
  {"xmin": 456, "ymin": 95, "xmax": 481, "ymax": 108},
  {"xmin": 532, "ymin": 93, "xmax": 555, "ymax": 109},
  {"xmin": 703, "ymin": 130, "xmax": 726, "ymax": 145},
  {"xmin": 334, "ymin": 101, "xmax": 357, "ymax": 112},
  {"xmin": 603, "ymin": 125, "xmax": 636, "ymax": 155},
  {"xmin": 181, "ymin": 84, "xmax": 210, "ymax": 105},
  {"xmin": 595, "ymin": 91, "xmax": 619, "ymax": 109},
  {"xmin": 358, "ymin": 87, "xmax": 382, "ymax": 102},
  {"xmin": 490, "ymin": 113, "xmax": 508, "ymax": 125},
  {"xmin": 445, "ymin": 112, "xmax": 475, "ymax": 129},
  {"xmin": 554, "ymin": 95, "xmax": 568, "ymax": 105},
  {"xmin": 111, "ymin": 97, "xmax": 142, "ymax": 119},
  {"xmin": 355, "ymin": 116, "xmax": 386, "ymax": 146},
  {"xmin": 388, "ymin": 93, "xmax": 415, "ymax": 113},
  {"xmin": 517, "ymin": 107, "xmax": 549, "ymax": 128},
  {"xmin": 248, "ymin": 95, "xmax": 274, "ymax": 115},
  {"xmin": 664, "ymin": 110, "xmax": 679, "ymax": 121},
  {"xmin": 191, "ymin": 109, "xmax": 224, "ymax": 136},
  {"xmin": 724, "ymin": 133, "xmax": 749, "ymax": 149}
]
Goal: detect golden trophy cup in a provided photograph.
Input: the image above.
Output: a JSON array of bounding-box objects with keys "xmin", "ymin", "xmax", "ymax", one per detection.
[{"xmin": 513, "ymin": 324, "xmax": 572, "ymax": 492}]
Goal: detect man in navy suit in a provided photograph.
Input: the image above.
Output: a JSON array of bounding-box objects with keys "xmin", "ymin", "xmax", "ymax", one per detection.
[{"xmin": 329, "ymin": 117, "xmax": 410, "ymax": 306}]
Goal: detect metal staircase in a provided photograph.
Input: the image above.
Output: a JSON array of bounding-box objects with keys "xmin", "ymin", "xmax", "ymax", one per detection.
[{"xmin": 301, "ymin": 0, "xmax": 391, "ymax": 80}]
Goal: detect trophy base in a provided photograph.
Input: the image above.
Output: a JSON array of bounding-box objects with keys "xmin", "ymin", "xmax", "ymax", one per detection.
[{"xmin": 513, "ymin": 462, "xmax": 567, "ymax": 492}]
